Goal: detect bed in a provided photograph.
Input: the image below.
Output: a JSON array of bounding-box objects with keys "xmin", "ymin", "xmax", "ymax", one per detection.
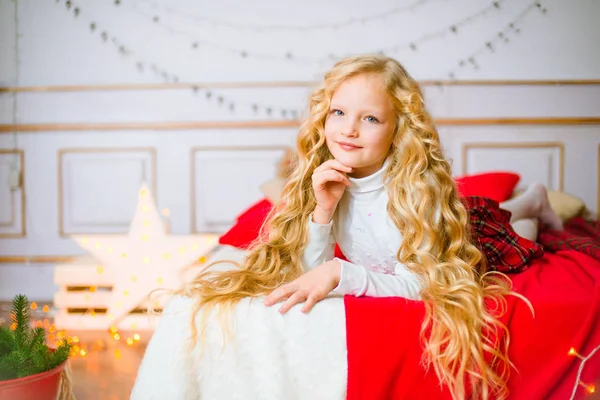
[{"xmin": 133, "ymin": 170, "xmax": 600, "ymax": 400}]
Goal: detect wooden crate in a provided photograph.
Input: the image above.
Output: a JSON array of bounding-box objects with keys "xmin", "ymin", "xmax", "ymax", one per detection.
[{"xmin": 53, "ymin": 240, "xmax": 220, "ymax": 331}]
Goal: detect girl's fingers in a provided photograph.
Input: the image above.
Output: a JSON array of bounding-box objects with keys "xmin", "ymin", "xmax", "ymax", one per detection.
[
  {"xmin": 279, "ymin": 291, "xmax": 306, "ymax": 314},
  {"xmin": 264, "ymin": 284, "xmax": 295, "ymax": 306},
  {"xmin": 313, "ymin": 170, "xmax": 351, "ymax": 187},
  {"xmin": 301, "ymin": 293, "xmax": 321, "ymax": 313},
  {"xmin": 315, "ymin": 159, "xmax": 353, "ymax": 174}
]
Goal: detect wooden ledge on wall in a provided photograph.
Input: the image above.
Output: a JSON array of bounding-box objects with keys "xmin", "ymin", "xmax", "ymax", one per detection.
[
  {"xmin": 1, "ymin": 80, "xmax": 600, "ymax": 93},
  {"xmin": 1, "ymin": 117, "xmax": 600, "ymax": 133},
  {"xmin": 0, "ymin": 255, "xmax": 76, "ymax": 264}
]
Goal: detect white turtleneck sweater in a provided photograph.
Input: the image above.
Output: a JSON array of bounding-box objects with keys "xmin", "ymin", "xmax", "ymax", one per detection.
[{"xmin": 302, "ymin": 162, "xmax": 423, "ymax": 300}]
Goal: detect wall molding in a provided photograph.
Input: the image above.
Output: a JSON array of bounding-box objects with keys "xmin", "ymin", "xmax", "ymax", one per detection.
[
  {"xmin": 190, "ymin": 145, "xmax": 289, "ymax": 233},
  {"xmin": 57, "ymin": 147, "xmax": 157, "ymax": 236},
  {"xmin": 2, "ymin": 117, "xmax": 600, "ymax": 133},
  {"xmin": 0, "ymin": 256, "xmax": 75, "ymax": 264},
  {"xmin": 0, "ymin": 149, "xmax": 26, "ymax": 238},
  {"xmin": 1, "ymin": 80, "xmax": 600, "ymax": 93},
  {"xmin": 462, "ymin": 142, "xmax": 565, "ymax": 191},
  {"xmin": 0, "ymin": 121, "xmax": 299, "ymax": 132}
]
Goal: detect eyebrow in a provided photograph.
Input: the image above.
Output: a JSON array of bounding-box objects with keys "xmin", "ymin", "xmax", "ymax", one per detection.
[{"xmin": 329, "ymin": 104, "xmax": 384, "ymax": 115}]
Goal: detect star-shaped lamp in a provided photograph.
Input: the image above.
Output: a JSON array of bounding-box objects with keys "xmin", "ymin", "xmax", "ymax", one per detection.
[{"xmin": 72, "ymin": 182, "xmax": 218, "ymax": 327}]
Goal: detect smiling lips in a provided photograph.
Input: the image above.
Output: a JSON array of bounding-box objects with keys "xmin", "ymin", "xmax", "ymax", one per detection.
[{"xmin": 337, "ymin": 141, "xmax": 362, "ymax": 151}]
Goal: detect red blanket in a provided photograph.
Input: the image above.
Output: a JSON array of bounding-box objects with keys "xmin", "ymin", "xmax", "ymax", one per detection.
[{"xmin": 345, "ymin": 221, "xmax": 600, "ymax": 399}]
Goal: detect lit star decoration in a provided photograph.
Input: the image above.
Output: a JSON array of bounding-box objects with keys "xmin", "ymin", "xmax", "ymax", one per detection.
[{"xmin": 72, "ymin": 183, "xmax": 218, "ymax": 327}]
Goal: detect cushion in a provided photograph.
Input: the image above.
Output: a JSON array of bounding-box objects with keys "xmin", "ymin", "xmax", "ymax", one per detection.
[
  {"xmin": 218, "ymin": 198, "xmax": 273, "ymax": 249},
  {"xmin": 547, "ymin": 190, "xmax": 586, "ymax": 222},
  {"xmin": 454, "ymin": 171, "xmax": 520, "ymax": 203},
  {"xmin": 513, "ymin": 188, "xmax": 586, "ymax": 222}
]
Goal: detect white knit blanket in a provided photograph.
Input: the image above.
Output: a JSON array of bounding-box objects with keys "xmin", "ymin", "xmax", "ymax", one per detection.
[{"xmin": 131, "ymin": 246, "xmax": 348, "ymax": 400}]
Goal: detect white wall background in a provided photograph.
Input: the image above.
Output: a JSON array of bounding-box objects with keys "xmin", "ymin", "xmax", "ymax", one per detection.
[
  {"xmin": 1, "ymin": 0, "xmax": 600, "ymax": 86},
  {"xmin": 0, "ymin": 0, "xmax": 599, "ymax": 301}
]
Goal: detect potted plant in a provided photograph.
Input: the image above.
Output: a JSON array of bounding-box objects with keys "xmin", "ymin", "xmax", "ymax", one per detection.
[{"xmin": 0, "ymin": 294, "xmax": 74, "ymax": 400}]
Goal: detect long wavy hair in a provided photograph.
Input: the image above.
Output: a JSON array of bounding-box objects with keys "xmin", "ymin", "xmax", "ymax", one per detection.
[{"xmin": 178, "ymin": 55, "xmax": 520, "ymax": 400}]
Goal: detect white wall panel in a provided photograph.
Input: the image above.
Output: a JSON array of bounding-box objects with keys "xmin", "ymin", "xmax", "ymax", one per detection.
[
  {"xmin": 192, "ymin": 147, "xmax": 288, "ymax": 232},
  {"xmin": 0, "ymin": 150, "xmax": 24, "ymax": 237},
  {"xmin": 59, "ymin": 148, "xmax": 156, "ymax": 234},
  {"xmin": 462, "ymin": 143, "xmax": 563, "ymax": 191}
]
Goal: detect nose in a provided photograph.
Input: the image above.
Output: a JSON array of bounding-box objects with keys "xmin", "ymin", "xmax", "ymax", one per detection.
[{"xmin": 341, "ymin": 117, "xmax": 359, "ymax": 138}]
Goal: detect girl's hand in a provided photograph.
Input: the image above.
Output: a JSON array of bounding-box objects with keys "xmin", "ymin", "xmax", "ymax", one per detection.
[
  {"xmin": 264, "ymin": 260, "xmax": 341, "ymax": 314},
  {"xmin": 312, "ymin": 160, "xmax": 352, "ymax": 223}
]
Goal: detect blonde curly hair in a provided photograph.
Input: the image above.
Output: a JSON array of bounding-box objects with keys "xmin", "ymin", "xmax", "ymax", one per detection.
[{"xmin": 178, "ymin": 54, "xmax": 520, "ymax": 400}]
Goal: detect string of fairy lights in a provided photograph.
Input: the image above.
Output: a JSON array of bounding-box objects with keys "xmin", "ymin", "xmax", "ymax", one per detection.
[
  {"xmin": 447, "ymin": 1, "xmax": 545, "ymax": 79},
  {"xmin": 51, "ymin": 0, "xmax": 549, "ymax": 117},
  {"xmin": 135, "ymin": 0, "xmax": 437, "ymax": 32},
  {"xmin": 57, "ymin": 0, "xmax": 301, "ymax": 119},
  {"xmin": 128, "ymin": 0, "xmax": 513, "ymax": 64},
  {"xmin": 568, "ymin": 346, "xmax": 598, "ymax": 398}
]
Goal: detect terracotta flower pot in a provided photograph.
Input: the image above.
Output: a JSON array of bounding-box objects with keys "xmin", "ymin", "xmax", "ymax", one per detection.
[{"xmin": 0, "ymin": 361, "xmax": 67, "ymax": 400}]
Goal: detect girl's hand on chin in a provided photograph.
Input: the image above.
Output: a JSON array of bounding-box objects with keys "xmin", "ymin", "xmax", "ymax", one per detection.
[{"xmin": 311, "ymin": 159, "xmax": 353, "ymax": 223}]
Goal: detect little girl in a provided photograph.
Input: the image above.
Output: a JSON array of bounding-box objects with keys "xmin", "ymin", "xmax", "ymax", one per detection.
[{"xmin": 132, "ymin": 55, "xmax": 560, "ymax": 400}]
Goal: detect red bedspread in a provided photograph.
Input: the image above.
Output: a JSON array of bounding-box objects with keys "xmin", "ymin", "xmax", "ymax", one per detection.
[{"xmin": 345, "ymin": 220, "xmax": 600, "ymax": 399}]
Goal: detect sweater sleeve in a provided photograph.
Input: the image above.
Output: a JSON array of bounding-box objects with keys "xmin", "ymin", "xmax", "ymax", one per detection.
[
  {"xmin": 301, "ymin": 214, "xmax": 336, "ymax": 270},
  {"xmin": 130, "ymin": 296, "xmax": 199, "ymax": 400},
  {"xmin": 333, "ymin": 258, "xmax": 422, "ymax": 300}
]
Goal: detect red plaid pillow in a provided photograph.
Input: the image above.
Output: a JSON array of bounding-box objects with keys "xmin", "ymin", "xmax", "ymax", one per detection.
[{"xmin": 466, "ymin": 196, "xmax": 544, "ymax": 273}]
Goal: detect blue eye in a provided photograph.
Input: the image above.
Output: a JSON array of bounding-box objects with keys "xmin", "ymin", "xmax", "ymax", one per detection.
[
  {"xmin": 365, "ymin": 116, "xmax": 379, "ymax": 123},
  {"xmin": 331, "ymin": 109, "xmax": 344, "ymax": 116}
]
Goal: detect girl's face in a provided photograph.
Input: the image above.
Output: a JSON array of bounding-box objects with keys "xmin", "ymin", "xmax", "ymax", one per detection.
[{"xmin": 324, "ymin": 73, "xmax": 396, "ymax": 178}]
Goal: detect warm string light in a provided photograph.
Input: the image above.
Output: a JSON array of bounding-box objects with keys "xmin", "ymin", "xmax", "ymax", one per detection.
[
  {"xmin": 51, "ymin": 0, "xmax": 548, "ymax": 116},
  {"xmin": 568, "ymin": 346, "xmax": 600, "ymax": 400},
  {"xmin": 54, "ymin": 321, "xmax": 145, "ymax": 360},
  {"xmin": 447, "ymin": 1, "xmax": 547, "ymax": 80},
  {"xmin": 54, "ymin": 0, "xmax": 301, "ymax": 119},
  {"xmin": 129, "ymin": 0, "xmax": 509, "ymax": 64},
  {"xmin": 20, "ymin": 303, "xmax": 129, "ymax": 360},
  {"xmin": 135, "ymin": 0, "xmax": 434, "ymax": 32}
]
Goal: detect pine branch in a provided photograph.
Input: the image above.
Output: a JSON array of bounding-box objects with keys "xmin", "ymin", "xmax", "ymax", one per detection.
[
  {"xmin": 27, "ymin": 326, "xmax": 46, "ymax": 353},
  {"xmin": 0, "ymin": 294, "xmax": 72, "ymax": 382},
  {"xmin": 10, "ymin": 294, "xmax": 30, "ymax": 349},
  {"xmin": 28, "ymin": 327, "xmax": 49, "ymax": 374},
  {"xmin": 48, "ymin": 342, "xmax": 72, "ymax": 370},
  {"xmin": 0, "ymin": 351, "xmax": 20, "ymax": 381},
  {"xmin": 0, "ymin": 325, "xmax": 15, "ymax": 358},
  {"xmin": 0, "ymin": 349, "xmax": 28, "ymax": 380}
]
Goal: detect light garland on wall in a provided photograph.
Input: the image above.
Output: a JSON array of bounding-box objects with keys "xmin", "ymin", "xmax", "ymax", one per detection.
[
  {"xmin": 127, "ymin": 0, "xmax": 510, "ymax": 64},
  {"xmin": 51, "ymin": 0, "xmax": 549, "ymax": 114},
  {"xmin": 54, "ymin": 0, "xmax": 302, "ymax": 119},
  {"xmin": 135, "ymin": 0, "xmax": 435, "ymax": 32},
  {"xmin": 446, "ymin": 1, "xmax": 548, "ymax": 79}
]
